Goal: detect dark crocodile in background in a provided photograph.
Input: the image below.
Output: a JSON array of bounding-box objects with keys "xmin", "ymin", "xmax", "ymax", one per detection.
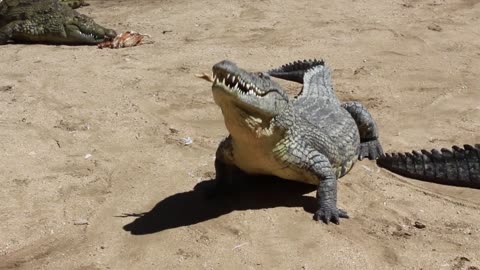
[{"xmin": 0, "ymin": 0, "xmax": 116, "ymax": 45}]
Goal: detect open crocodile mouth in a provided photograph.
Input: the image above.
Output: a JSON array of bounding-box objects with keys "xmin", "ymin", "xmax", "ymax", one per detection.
[
  {"xmin": 69, "ymin": 24, "xmax": 106, "ymax": 41},
  {"xmin": 212, "ymin": 70, "xmax": 267, "ymax": 97},
  {"xmin": 82, "ymin": 32, "xmax": 104, "ymax": 40}
]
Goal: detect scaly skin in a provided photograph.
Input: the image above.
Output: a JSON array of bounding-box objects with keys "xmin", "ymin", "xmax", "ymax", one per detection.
[
  {"xmin": 377, "ymin": 144, "xmax": 480, "ymax": 188},
  {"xmin": 0, "ymin": 0, "xmax": 116, "ymax": 45},
  {"xmin": 209, "ymin": 59, "xmax": 383, "ymax": 224},
  {"xmin": 267, "ymin": 60, "xmax": 480, "ymax": 188}
]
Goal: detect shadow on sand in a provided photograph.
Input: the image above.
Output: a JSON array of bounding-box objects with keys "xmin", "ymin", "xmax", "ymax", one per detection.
[{"xmin": 122, "ymin": 177, "xmax": 317, "ymax": 235}]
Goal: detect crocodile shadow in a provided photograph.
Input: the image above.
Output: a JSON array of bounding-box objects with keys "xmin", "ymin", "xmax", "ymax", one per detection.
[{"xmin": 122, "ymin": 176, "xmax": 317, "ymax": 235}]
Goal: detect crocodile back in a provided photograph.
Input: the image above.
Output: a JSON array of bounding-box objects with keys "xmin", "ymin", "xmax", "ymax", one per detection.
[
  {"xmin": 0, "ymin": 0, "xmax": 71, "ymax": 25},
  {"xmin": 288, "ymin": 65, "xmax": 360, "ymax": 174},
  {"xmin": 292, "ymin": 64, "xmax": 341, "ymax": 124}
]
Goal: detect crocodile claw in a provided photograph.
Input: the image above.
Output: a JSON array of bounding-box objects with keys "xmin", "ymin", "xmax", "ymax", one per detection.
[
  {"xmin": 359, "ymin": 140, "xmax": 384, "ymax": 160},
  {"xmin": 314, "ymin": 207, "xmax": 349, "ymax": 224}
]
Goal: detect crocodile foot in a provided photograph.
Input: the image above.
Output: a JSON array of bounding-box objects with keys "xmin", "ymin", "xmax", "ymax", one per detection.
[
  {"xmin": 359, "ymin": 139, "xmax": 384, "ymax": 160},
  {"xmin": 314, "ymin": 207, "xmax": 349, "ymax": 224},
  {"xmin": 0, "ymin": 32, "xmax": 9, "ymax": 45}
]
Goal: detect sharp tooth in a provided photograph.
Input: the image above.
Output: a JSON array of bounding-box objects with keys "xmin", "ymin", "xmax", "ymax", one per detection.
[
  {"xmin": 226, "ymin": 74, "xmax": 230, "ymax": 80},
  {"xmin": 232, "ymin": 76, "xmax": 236, "ymax": 82},
  {"xmin": 234, "ymin": 82, "xmax": 239, "ymax": 89}
]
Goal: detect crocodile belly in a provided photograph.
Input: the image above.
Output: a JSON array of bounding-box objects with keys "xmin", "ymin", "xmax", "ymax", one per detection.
[
  {"xmin": 234, "ymin": 153, "xmax": 319, "ymax": 185},
  {"xmin": 232, "ymin": 143, "xmax": 315, "ymax": 184}
]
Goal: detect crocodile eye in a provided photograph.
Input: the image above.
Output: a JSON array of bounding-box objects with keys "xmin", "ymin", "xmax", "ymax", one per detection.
[{"xmin": 257, "ymin": 72, "xmax": 270, "ymax": 79}]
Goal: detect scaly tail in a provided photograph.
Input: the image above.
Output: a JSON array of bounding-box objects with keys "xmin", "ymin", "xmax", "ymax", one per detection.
[{"xmin": 377, "ymin": 144, "xmax": 480, "ymax": 188}]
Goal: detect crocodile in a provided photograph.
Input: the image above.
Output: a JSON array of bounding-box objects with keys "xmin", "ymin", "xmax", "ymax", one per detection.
[
  {"xmin": 377, "ymin": 144, "xmax": 480, "ymax": 188},
  {"xmin": 0, "ymin": 0, "xmax": 116, "ymax": 45},
  {"xmin": 208, "ymin": 59, "xmax": 383, "ymax": 224}
]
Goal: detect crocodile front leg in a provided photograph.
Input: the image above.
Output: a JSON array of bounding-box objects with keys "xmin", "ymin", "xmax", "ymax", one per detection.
[
  {"xmin": 0, "ymin": 31, "xmax": 8, "ymax": 45},
  {"xmin": 0, "ymin": 21, "xmax": 18, "ymax": 45},
  {"xmin": 341, "ymin": 101, "xmax": 383, "ymax": 160},
  {"xmin": 207, "ymin": 136, "xmax": 246, "ymax": 198},
  {"xmin": 277, "ymin": 143, "xmax": 349, "ymax": 224}
]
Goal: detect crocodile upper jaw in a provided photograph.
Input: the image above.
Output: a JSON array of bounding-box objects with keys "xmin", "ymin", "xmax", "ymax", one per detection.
[{"xmin": 211, "ymin": 60, "xmax": 289, "ymax": 121}]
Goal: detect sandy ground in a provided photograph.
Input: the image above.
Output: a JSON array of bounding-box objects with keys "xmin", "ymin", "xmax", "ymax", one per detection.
[{"xmin": 1, "ymin": 0, "xmax": 480, "ymax": 269}]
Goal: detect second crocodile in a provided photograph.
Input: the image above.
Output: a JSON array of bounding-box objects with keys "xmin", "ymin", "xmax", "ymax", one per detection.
[{"xmin": 0, "ymin": 0, "xmax": 116, "ymax": 45}]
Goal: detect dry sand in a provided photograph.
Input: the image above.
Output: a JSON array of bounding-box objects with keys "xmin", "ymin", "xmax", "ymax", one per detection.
[{"xmin": 1, "ymin": 0, "xmax": 479, "ymax": 269}]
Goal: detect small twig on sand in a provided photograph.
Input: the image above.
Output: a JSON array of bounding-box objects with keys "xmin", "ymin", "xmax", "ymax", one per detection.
[{"xmin": 232, "ymin": 242, "xmax": 248, "ymax": 250}]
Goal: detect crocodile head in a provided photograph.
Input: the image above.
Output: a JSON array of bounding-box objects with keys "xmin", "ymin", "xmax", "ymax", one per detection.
[
  {"xmin": 212, "ymin": 60, "xmax": 289, "ymax": 139},
  {"xmin": 63, "ymin": 14, "xmax": 116, "ymax": 44}
]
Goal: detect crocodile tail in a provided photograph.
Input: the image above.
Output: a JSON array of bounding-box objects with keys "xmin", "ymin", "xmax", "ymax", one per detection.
[
  {"xmin": 377, "ymin": 144, "xmax": 480, "ymax": 188},
  {"xmin": 267, "ymin": 59, "xmax": 325, "ymax": 83}
]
